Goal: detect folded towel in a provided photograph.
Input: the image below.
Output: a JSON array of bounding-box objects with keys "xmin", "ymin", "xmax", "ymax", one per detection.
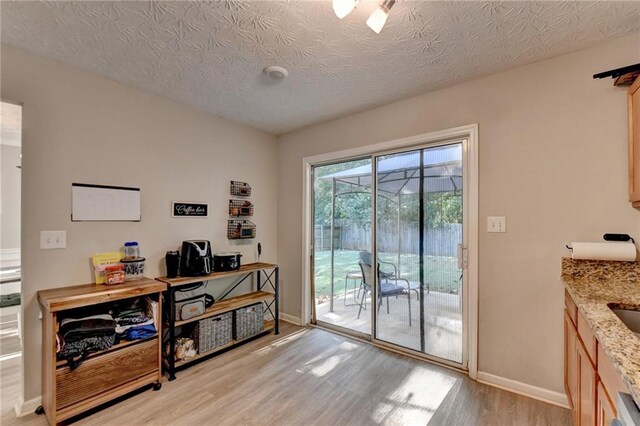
[
  {"xmin": 123, "ymin": 324, "xmax": 157, "ymax": 340},
  {"xmin": 115, "ymin": 318, "xmax": 155, "ymax": 334}
]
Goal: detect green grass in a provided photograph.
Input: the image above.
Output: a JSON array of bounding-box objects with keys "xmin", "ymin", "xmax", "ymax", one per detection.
[{"xmin": 313, "ymin": 249, "xmax": 461, "ymax": 299}]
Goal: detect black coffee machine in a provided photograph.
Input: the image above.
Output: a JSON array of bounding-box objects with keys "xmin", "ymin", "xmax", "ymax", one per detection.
[{"xmin": 180, "ymin": 240, "xmax": 212, "ymax": 276}]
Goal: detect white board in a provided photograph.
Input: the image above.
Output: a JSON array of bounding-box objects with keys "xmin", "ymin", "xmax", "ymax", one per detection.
[{"xmin": 72, "ymin": 183, "xmax": 141, "ymax": 221}]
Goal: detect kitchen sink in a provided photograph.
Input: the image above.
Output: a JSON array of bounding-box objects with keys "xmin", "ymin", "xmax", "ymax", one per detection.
[{"xmin": 611, "ymin": 307, "xmax": 640, "ymax": 337}]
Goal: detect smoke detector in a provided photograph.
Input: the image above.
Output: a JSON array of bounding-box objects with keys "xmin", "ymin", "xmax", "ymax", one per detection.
[{"xmin": 263, "ymin": 66, "xmax": 288, "ymax": 81}]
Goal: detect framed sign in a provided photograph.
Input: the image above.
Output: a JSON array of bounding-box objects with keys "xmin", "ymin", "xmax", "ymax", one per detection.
[{"xmin": 172, "ymin": 202, "xmax": 208, "ymax": 218}]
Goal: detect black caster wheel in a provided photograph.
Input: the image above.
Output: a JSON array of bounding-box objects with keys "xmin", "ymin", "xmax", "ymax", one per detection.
[
  {"xmin": 35, "ymin": 405, "xmax": 45, "ymax": 415},
  {"xmin": 153, "ymin": 382, "xmax": 162, "ymax": 391}
]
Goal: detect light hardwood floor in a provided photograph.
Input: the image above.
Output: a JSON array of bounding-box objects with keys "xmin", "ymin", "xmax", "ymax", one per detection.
[{"xmin": 1, "ymin": 323, "xmax": 570, "ymax": 425}]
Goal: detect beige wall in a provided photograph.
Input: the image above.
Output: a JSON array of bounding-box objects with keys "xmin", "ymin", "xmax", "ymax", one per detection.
[
  {"xmin": 1, "ymin": 144, "xmax": 21, "ymax": 249},
  {"xmin": 0, "ymin": 45, "xmax": 278, "ymax": 401},
  {"xmin": 277, "ymin": 34, "xmax": 640, "ymax": 394}
]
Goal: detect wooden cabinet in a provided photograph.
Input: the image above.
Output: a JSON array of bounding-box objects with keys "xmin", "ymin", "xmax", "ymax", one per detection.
[
  {"xmin": 565, "ymin": 310, "xmax": 578, "ymax": 413},
  {"xmin": 598, "ymin": 345, "xmax": 629, "ymax": 406},
  {"xmin": 597, "ymin": 382, "xmax": 616, "ymax": 426},
  {"xmin": 578, "ymin": 341, "xmax": 597, "ymax": 426},
  {"xmin": 38, "ymin": 279, "xmax": 166, "ymax": 425},
  {"xmin": 629, "ymin": 76, "xmax": 640, "ymax": 209},
  {"xmin": 564, "ymin": 291, "xmax": 631, "ymax": 426},
  {"xmin": 565, "ymin": 303, "xmax": 597, "ymax": 426}
]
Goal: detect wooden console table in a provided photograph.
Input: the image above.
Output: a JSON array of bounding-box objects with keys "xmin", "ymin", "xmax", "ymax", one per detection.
[{"xmin": 156, "ymin": 262, "xmax": 279, "ymax": 381}]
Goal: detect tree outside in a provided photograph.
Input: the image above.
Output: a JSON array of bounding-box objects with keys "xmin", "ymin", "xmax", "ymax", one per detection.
[{"xmin": 313, "ymin": 159, "xmax": 463, "ymax": 302}]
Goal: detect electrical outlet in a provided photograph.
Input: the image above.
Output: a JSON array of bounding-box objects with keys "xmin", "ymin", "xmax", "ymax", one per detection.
[
  {"xmin": 40, "ymin": 230, "xmax": 67, "ymax": 249},
  {"xmin": 487, "ymin": 216, "xmax": 506, "ymax": 233}
]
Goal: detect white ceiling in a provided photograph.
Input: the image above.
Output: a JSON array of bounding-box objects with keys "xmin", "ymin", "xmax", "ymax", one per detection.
[{"xmin": 2, "ymin": 1, "xmax": 639, "ymax": 135}]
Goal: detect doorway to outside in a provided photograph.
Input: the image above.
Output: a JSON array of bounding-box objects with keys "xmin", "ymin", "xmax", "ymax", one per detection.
[
  {"xmin": 313, "ymin": 157, "xmax": 373, "ymax": 339},
  {"xmin": 310, "ymin": 128, "xmax": 476, "ymax": 371}
]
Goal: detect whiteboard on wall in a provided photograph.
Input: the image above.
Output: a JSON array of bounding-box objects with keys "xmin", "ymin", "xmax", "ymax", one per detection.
[{"xmin": 71, "ymin": 183, "xmax": 141, "ymax": 222}]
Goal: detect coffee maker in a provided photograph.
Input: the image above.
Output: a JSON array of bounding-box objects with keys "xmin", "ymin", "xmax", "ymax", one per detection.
[{"xmin": 179, "ymin": 240, "xmax": 212, "ymax": 276}]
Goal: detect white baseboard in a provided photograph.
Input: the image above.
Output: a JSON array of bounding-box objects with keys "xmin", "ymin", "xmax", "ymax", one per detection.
[
  {"xmin": 14, "ymin": 395, "xmax": 41, "ymax": 418},
  {"xmin": 279, "ymin": 313, "xmax": 303, "ymax": 326},
  {"xmin": 477, "ymin": 371, "xmax": 569, "ymax": 409}
]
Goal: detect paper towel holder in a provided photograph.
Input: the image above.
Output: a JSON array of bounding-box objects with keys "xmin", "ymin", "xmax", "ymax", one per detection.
[
  {"xmin": 566, "ymin": 234, "xmax": 635, "ymax": 251},
  {"xmin": 603, "ymin": 233, "xmax": 635, "ymax": 243}
]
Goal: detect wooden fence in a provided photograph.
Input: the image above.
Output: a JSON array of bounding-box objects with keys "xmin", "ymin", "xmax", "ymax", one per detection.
[{"xmin": 315, "ymin": 222, "xmax": 461, "ymax": 256}]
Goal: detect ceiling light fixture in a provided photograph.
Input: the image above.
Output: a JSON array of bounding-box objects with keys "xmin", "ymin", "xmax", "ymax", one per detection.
[
  {"xmin": 366, "ymin": 0, "xmax": 395, "ymax": 34},
  {"xmin": 263, "ymin": 66, "xmax": 288, "ymax": 81},
  {"xmin": 333, "ymin": 0, "xmax": 360, "ymax": 19}
]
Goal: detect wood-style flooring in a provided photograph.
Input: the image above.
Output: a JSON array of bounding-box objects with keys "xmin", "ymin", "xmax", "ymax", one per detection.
[
  {"xmin": 0, "ymin": 312, "xmax": 21, "ymax": 356},
  {"xmin": 1, "ymin": 323, "xmax": 570, "ymax": 425}
]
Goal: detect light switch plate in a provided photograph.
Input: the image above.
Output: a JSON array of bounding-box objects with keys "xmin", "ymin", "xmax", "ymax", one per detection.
[
  {"xmin": 487, "ymin": 216, "xmax": 506, "ymax": 233},
  {"xmin": 40, "ymin": 230, "xmax": 67, "ymax": 249}
]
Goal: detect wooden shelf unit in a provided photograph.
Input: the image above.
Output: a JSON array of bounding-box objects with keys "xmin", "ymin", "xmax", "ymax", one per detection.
[
  {"xmin": 37, "ymin": 278, "xmax": 166, "ymax": 425},
  {"xmin": 54, "ymin": 334, "xmax": 158, "ymax": 368},
  {"xmin": 157, "ymin": 262, "xmax": 279, "ymax": 380},
  {"xmin": 173, "ymin": 291, "xmax": 274, "ymax": 327},
  {"xmin": 155, "ymin": 262, "xmax": 277, "ymax": 286},
  {"xmin": 174, "ymin": 320, "xmax": 275, "ymax": 368}
]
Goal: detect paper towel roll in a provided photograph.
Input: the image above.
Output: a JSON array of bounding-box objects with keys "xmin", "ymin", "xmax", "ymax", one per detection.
[{"xmin": 571, "ymin": 242, "xmax": 637, "ymax": 262}]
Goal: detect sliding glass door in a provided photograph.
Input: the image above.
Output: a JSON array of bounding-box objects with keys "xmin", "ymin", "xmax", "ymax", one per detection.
[
  {"xmin": 312, "ymin": 158, "xmax": 372, "ymax": 337},
  {"xmin": 310, "ymin": 140, "xmax": 467, "ymax": 367},
  {"xmin": 374, "ymin": 142, "xmax": 465, "ymax": 365}
]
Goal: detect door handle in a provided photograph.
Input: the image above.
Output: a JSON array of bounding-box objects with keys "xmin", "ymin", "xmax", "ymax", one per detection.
[{"xmin": 457, "ymin": 244, "xmax": 468, "ymax": 269}]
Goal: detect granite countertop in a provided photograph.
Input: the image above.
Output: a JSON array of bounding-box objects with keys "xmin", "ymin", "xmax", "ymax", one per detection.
[{"xmin": 562, "ymin": 258, "xmax": 640, "ymax": 405}]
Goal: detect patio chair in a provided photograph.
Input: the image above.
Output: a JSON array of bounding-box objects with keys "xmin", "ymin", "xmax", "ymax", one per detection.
[
  {"xmin": 358, "ymin": 251, "xmax": 396, "ymax": 280},
  {"xmin": 357, "ymin": 260, "xmax": 412, "ymax": 326},
  {"xmin": 358, "ymin": 251, "xmax": 426, "ymax": 300}
]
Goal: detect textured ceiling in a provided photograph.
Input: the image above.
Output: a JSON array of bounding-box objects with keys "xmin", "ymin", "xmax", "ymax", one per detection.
[{"xmin": 2, "ymin": 1, "xmax": 639, "ymax": 135}]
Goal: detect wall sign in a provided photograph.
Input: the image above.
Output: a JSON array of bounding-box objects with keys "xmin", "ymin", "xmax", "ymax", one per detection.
[{"xmin": 172, "ymin": 202, "xmax": 208, "ymax": 218}]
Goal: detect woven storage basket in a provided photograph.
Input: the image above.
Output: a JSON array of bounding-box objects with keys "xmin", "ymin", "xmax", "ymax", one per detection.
[
  {"xmin": 193, "ymin": 312, "xmax": 233, "ymax": 353},
  {"xmin": 235, "ymin": 303, "xmax": 264, "ymax": 341}
]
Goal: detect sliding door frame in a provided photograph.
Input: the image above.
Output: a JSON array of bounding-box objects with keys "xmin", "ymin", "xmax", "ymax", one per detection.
[
  {"xmin": 371, "ymin": 139, "xmax": 468, "ymax": 371},
  {"xmin": 309, "ymin": 157, "xmax": 373, "ymax": 340},
  {"xmin": 301, "ymin": 124, "xmax": 479, "ymax": 379}
]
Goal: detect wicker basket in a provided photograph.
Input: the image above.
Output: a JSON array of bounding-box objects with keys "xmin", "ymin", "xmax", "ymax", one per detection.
[
  {"xmin": 193, "ymin": 312, "xmax": 233, "ymax": 353},
  {"xmin": 230, "ymin": 181, "xmax": 251, "ymax": 197},
  {"xmin": 235, "ymin": 303, "xmax": 264, "ymax": 341}
]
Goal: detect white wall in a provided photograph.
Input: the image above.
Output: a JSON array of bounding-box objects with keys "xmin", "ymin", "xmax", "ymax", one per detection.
[
  {"xmin": 0, "ymin": 45, "xmax": 278, "ymax": 401},
  {"xmin": 277, "ymin": 34, "xmax": 640, "ymax": 395},
  {"xmin": 1, "ymin": 144, "xmax": 21, "ymax": 249}
]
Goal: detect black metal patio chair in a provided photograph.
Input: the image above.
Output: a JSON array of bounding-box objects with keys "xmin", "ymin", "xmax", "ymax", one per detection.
[
  {"xmin": 357, "ymin": 260, "xmax": 412, "ymax": 326},
  {"xmin": 358, "ymin": 251, "xmax": 426, "ymax": 300}
]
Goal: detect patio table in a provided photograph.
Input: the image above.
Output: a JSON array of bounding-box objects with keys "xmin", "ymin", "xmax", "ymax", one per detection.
[{"xmin": 344, "ymin": 271, "xmax": 363, "ymax": 306}]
